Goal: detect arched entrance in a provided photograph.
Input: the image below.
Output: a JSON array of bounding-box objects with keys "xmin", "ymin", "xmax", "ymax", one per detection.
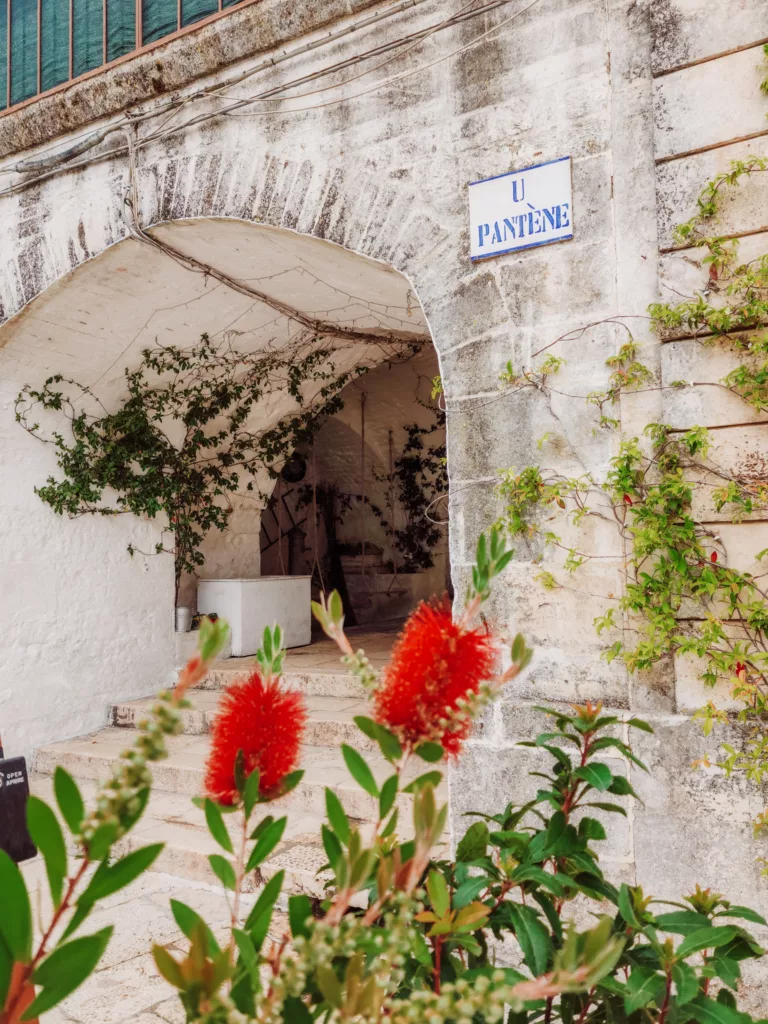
[{"xmin": 0, "ymin": 216, "xmax": 443, "ymax": 753}]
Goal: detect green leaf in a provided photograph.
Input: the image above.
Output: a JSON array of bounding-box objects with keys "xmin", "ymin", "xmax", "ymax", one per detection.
[
  {"xmin": 209, "ymin": 854, "xmax": 237, "ymax": 890},
  {"xmin": 245, "ymin": 871, "xmax": 283, "ymax": 950},
  {"xmin": 414, "ymin": 742, "xmax": 444, "ymax": 763},
  {"xmin": 244, "ymin": 768, "xmax": 261, "ymax": 819},
  {"xmin": 170, "ymin": 899, "xmax": 220, "ymax": 955},
  {"xmin": 677, "ymin": 926, "xmax": 739, "ymax": 959},
  {"xmin": 246, "ymin": 817, "xmax": 287, "ymax": 871},
  {"xmin": 655, "ymin": 910, "xmax": 711, "ymax": 935},
  {"xmin": 672, "ymin": 960, "xmax": 699, "ymax": 1005},
  {"xmin": 205, "ymin": 798, "xmax": 234, "ymax": 854},
  {"xmin": 79, "ymin": 844, "xmax": 164, "ymax": 905},
  {"xmin": 153, "ymin": 945, "xmax": 186, "ymax": 989},
  {"xmin": 325, "ymin": 788, "xmax": 350, "ymax": 845},
  {"xmin": 354, "ymin": 716, "xmax": 402, "ymax": 763},
  {"xmin": 0, "ymin": 934, "xmax": 11, "ymax": 1011},
  {"xmin": 402, "ymin": 771, "xmax": 442, "ymax": 794},
  {"xmin": 341, "ymin": 745, "xmax": 379, "ymax": 798},
  {"xmin": 289, "ymin": 894, "xmax": 313, "ymax": 939},
  {"xmin": 87, "ymin": 822, "xmax": 119, "ymax": 861},
  {"xmin": 688, "ymin": 994, "xmax": 748, "ymax": 1024},
  {"xmin": 26, "ymin": 796, "xmax": 67, "ymax": 908},
  {"xmin": 511, "ymin": 633, "xmax": 526, "ymax": 663},
  {"xmin": 379, "ymin": 775, "xmax": 398, "ymax": 819},
  {"xmin": 53, "ymin": 766, "xmax": 85, "ymax": 835},
  {"xmin": 578, "ymin": 817, "xmax": 606, "ymax": 841},
  {"xmin": 250, "ymin": 815, "xmax": 275, "ymax": 841},
  {"xmin": 426, "ymin": 869, "xmax": 450, "ymax": 917},
  {"xmin": 626, "ymin": 717, "xmax": 654, "ymax": 733},
  {"xmin": 26, "ymin": 927, "xmax": 113, "ymax": 1018},
  {"xmin": 585, "ymin": 801, "xmax": 627, "ymax": 816},
  {"xmin": 618, "ymin": 884, "xmax": 642, "ymax": 930},
  {"xmin": 456, "ymin": 821, "xmax": 489, "ymax": 862},
  {"xmin": 0, "ymin": 849, "xmax": 33, "ymax": 963},
  {"xmin": 283, "ymin": 995, "xmax": 315, "ymax": 1024},
  {"xmin": 715, "ymin": 905, "xmax": 767, "ymax": 926},
  {"xmin": 316, "ymin": 963, "xmax": 343, "ymax": 1008},
  {"xmin": 321, "ymin": 824, "xmax": 342, "ymax": 869},
  {"xmin": 507, "ymin": 902, "xmax": 551, "ymax": 977},
  {"xmin": 574, "ymin": 763, "xmax": 613, "ymax": 791},
  {"xmin": 453, "ymin": 877, "xmax": 488, "ymax": 910},
  {"xmin": 624, "ymin": 966, "xmax": 665, "ymax": 1012}
]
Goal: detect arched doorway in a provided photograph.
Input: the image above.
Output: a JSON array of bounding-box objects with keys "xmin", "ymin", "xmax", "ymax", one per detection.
[{"xmin": 0, "ymin": 216, "xmax": 443, "ymax": 752}]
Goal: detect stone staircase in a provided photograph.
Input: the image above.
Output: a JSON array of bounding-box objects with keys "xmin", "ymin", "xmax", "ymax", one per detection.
[{"xmin": 31, "ymin": 631, "xmax": 441, "ymax": 901}]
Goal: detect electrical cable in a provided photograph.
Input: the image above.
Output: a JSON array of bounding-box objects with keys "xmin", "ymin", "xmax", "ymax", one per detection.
[{"xmin": 0, "ymin": 0, "xmax": 538, "ymax": 198}]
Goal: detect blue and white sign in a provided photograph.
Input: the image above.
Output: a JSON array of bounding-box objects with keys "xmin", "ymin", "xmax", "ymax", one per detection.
[{"xmin": 468, "ymin": 156, "xmax": 573, "ymax": 261}]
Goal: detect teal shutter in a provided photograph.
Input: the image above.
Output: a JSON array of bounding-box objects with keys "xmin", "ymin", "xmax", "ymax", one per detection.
[
  {"xmin": 41, "ymin": 0, "xmax": 69, "ymax": 92},
  {"xmin": 0, "ymin": 0, "xmax": 7, "ymax": 108},
  {"xmin": 72, "ymin": 0, "xmax": 102, "ymax": 77},
  {"xmin": 10, "ymin": 0, "xmax": 37, "ymax": 105},
  {"xmin": 106, "ymin": 0, "xmax": 133, "ymax": 61},
  {"xmin": 141, "ymin": 0, "xmax": 174, "ymax": 44},
  {"xmin": 181, "ymin": 0, "xmax": 215, "ymax": 28},
  {"xmin": 221, "ymin": 0, "xmax": 241, "ymax": 9}
]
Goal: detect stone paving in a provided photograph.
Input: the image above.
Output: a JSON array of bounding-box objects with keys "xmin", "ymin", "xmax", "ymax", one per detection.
[{"xmin": 21, "ymin": 860, "xmax": 288, "ymax": 1024}]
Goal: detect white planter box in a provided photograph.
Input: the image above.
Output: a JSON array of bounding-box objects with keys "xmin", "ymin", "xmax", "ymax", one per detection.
[{"xmin": 197, "ymin": 577, "xmax": 312, "ymax": 656}]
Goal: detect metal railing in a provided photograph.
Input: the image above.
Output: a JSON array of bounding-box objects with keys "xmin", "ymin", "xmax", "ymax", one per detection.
[{"xmin": 1, "ymin": 0, "xmax": 244, "ymax": 112}]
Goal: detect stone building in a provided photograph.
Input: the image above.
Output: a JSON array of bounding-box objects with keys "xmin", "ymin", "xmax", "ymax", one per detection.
[{"xmin": 1, "ymin": 0, "xmax": 768, "ymax": 1009}]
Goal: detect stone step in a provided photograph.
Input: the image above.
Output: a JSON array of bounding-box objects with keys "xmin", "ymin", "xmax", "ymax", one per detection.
[
  {"xmin": 33, "ymin": 729, "xmax": 442, "ymax": 822},
  {"xmin": 112, "ymin": 691, "xmax": 376, "ymax": 750},
  {"xmin": 30, "ymin": 774, "xmax": 345, "ymax": 899},
  {"xmin": 201, "ymin": 666, "xmax": 369, "ymax": 699}
]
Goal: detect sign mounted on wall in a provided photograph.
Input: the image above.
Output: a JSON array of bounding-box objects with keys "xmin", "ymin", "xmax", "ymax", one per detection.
[{"xmin": 468, "ymin": 156, "xmax": 573, "ymax": 261}]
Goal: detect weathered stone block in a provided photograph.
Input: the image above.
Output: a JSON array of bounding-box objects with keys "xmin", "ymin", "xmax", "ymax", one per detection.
[{"xmin": 651, "ymin": 0, "xmax": 766, "ymax": 74}]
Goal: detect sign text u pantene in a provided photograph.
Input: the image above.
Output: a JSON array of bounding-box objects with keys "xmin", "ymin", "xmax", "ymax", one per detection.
[{"xmin": 468, "ymin": 156, "xmax": 573, "ymax": 260}]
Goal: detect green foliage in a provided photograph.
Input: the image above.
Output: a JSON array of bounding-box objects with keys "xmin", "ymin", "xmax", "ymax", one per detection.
[
  {"xmin": 495, "ymin": 69, "xmax": 768, "ymax": 820},
  {"xmin": 16, "ymin": 335, "xmax": 408, "ymax": 595},
  {"xmin": 369, "ymin": 411, "xmax": 448, "ymax": 572}
]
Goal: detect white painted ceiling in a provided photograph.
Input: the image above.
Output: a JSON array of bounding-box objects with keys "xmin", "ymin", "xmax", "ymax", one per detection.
[{"xmin": 0, "ymin": 219, "xmax": 428, "ymax": 406}]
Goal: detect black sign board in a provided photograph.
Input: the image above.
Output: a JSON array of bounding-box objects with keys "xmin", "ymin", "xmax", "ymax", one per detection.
[{"xmin": 0, "ymin": 747, "xmax": 37, "ymax": 863}]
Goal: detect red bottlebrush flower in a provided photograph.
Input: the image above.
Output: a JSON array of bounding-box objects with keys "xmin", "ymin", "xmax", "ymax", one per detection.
[
  {"xmin": 204, "ymin": 671, "xmax": 306, "ymax": 805},
  {"xmin": 373, "ymin": 599, "xmax": 496, "ymax": 757},
  {"xmin": 623, "ymin": 494, "xmax": 633, "ymax": 505},
  {"xmin": 711, "ymin": 551, "xmax": 718, "ymax": 563}
]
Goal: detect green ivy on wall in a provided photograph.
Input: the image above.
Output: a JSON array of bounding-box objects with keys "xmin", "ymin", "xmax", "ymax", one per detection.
[{"xmin": 493, "ymin": 45, "xmax": 768, "ymax": 843}]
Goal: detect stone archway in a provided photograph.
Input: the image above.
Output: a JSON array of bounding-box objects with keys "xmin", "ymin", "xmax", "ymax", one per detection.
[{"xmin": 0, "ymin": 214, "xmax": 438, "ymax": 755}]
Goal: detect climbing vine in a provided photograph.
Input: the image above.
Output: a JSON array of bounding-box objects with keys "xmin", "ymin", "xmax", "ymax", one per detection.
[
  {"xmin": 494, "ymin": 46, "xmax": 768, "ymax": 833},
  {"xmin": 16, "ymin": 333, "xmax": 415, "ymax": 600},
  {"xmin": 369, "ymin": 408, "xmax": 448, "ymax": 572}
]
